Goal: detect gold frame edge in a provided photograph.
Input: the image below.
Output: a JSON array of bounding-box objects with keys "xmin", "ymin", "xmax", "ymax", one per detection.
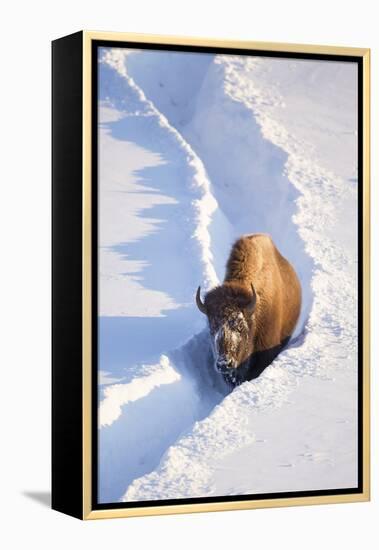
[
  {"xmin": 83, "ymin": 30, "xmax": 369, "ymax": 57},
  {"xmin": 362, "ymin": 48, "xmax": 371, "ymax": 501}
]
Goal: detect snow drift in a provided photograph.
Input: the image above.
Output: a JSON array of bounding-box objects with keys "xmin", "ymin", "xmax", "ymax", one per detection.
[{"xmin": 98, "ymin": 48, "xmax": 358, "ymax": 503}]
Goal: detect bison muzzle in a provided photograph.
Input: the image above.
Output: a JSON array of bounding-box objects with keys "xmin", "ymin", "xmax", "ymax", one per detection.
[{"xmin": 196, "ymin": 234, "xmax": 302, "ymax": 387}]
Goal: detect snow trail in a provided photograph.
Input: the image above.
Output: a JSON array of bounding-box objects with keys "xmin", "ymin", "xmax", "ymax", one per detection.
[{"xmin": 126, "ymin": 52, "xmax": 314, "ymax": 334}]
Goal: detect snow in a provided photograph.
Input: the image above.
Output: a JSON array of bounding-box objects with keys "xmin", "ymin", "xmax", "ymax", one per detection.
[{"xmin": 97, "ymin": 47, "xmax": 358, "ymax": 504}]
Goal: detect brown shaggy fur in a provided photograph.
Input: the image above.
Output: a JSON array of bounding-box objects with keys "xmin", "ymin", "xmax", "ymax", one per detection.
[
  {"xmin": 224, "ymin": 233, "xmax": 301, "ymax": 351},
  {"xmin": 200, "ymin": 234, "xmax": 301, "ymax": 384}
]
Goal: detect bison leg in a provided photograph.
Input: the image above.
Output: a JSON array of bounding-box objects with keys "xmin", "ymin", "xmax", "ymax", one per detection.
[{"xmin": 246, "ymin": 337, "xmax": 290, "ymax": 381}]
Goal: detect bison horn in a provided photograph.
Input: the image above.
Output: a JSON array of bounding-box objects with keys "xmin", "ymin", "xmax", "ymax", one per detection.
[
  {"xmin": 196, "ymin": 286, "xmax": 207, "ymax": 314},
  {"xmin": 246, "ymin": 284, "xmax": 257, "ymax": 313}
]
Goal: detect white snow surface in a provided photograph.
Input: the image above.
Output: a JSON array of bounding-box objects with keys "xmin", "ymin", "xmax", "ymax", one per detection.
[{"xmin": 98, "ymin": 48, "xmax": 358, "ymax": 503}]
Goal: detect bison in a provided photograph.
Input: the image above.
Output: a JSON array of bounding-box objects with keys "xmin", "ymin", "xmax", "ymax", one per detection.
[{"xmin": 196, "ymin": 234, "xmax": 301, "ymax": 386}]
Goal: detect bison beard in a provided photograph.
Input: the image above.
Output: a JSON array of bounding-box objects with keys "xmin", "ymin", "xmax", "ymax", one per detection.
[{"xmin": 196, "ymin": 234, "xmax": 301, "ymax": 387}]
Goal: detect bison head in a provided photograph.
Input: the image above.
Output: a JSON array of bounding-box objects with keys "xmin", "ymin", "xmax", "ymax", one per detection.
[{"xmin": 196, "ymin": 283, "xmax": 257, "ymax": 385}]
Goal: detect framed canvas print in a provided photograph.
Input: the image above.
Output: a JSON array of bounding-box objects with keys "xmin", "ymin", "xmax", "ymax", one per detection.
[{"xmin": 52, "ymin": 31, "xmax": 370, "ymax": 520}]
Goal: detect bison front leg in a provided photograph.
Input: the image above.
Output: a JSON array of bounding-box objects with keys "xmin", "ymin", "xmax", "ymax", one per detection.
[{"xmin": 246, "ymin": 340, "xmax": 287, "ymax": 381}]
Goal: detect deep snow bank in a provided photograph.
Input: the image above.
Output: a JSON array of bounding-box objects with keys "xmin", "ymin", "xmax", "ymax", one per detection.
[
  {"xmin": 98, "ymin": 49, "xmax": 231, "ymax": 502},
  {"xmin": 99, "ymin": 49, "xmax": 358, "ymax": 503}
]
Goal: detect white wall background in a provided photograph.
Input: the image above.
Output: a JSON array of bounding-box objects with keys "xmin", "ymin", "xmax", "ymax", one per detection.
[{"xmin": 1, "ymin": 0, "xmax": 377, "ymax": 548}]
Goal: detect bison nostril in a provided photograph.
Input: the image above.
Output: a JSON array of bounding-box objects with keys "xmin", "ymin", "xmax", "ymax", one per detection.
[{"xmin": 216, "ymin": 360, "xmax": 234, "ymax": 373}]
